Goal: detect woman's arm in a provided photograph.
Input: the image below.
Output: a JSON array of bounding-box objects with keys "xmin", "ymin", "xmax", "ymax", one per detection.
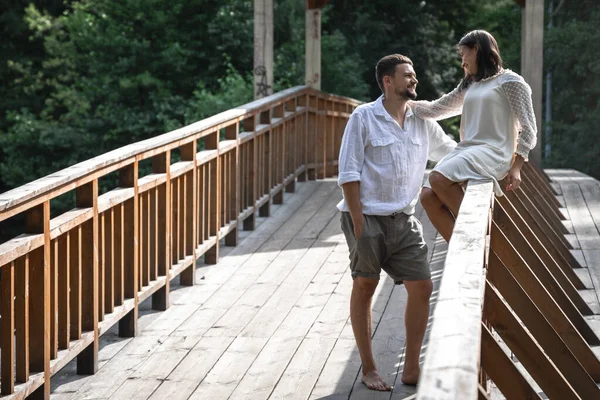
[
  {"xmin": 501, "ymin": 72, "xmax": 538, "ymax": 190},
  {"xmin": 410, "ymin": 84, "xmax": 466, "ymax": 121},
  {"xmin": 502, "ymin": 74, "xmax": 538, "ymax": 161}
]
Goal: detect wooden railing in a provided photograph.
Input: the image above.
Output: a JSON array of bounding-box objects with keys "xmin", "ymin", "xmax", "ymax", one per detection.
[
  {"xmin": 417, "ymin": 162, "xmax": 600, "ymax": 399},
  {"xmin": 0, "ymin": 86, "xmax": 360, "ymax": 399},
  {"xmin": 2, "ymin": 82, "xmax": 598, "ymax": 399}
]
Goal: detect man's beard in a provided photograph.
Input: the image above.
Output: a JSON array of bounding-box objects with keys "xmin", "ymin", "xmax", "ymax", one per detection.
[{"xmin": 395, "ymin": 87, "xmax": 417, "ymax": 100}]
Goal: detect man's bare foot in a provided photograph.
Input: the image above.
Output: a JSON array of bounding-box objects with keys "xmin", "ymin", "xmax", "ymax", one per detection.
[
  {"xmin": 361, "ymin": 371, "xmax": 392, "ymax": 391},
  {"xmin": 401, "ymin": 367, "xmax": 420, "ymax": 386}
]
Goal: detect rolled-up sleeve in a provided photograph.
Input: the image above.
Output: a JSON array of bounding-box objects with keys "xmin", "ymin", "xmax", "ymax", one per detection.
[{"xmin": 337, "ymin": 112, "xmax": 366, "ymax": 186}]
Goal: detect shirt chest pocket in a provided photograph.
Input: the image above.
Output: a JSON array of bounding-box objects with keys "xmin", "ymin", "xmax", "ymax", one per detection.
[
  {"xmin": 408, "ymin": 133, "xmax": 422, "ymax": 146},
  {"xmin": 371, "ymin": 137, "xmax": 396, "ymax": 165}
]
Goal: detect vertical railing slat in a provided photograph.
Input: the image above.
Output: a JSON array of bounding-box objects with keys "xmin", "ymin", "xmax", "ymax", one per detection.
[
  {"xmin": 16, "ymin": 255, "xmax": 30, "ymax": 382},
  {"xmin": 115, "ymin": 203, "xmax": 125, "ymax": 307},
  {"xmin": 119, "ymin": 163, "xmax": 139, "ymax": 337},
  {"xmin": 77, "ymin": 180, "xmax": 99, "ymax": 374},
  {"xmin": 181, "ymin": 141, "xmax": 197, "ymax": 286},
  {"xmin": 206, "ymin": 132, "xmax": 220, "ymax": 264},
  {"xmin": 98, "ymin": 212, "xmax": 105, "ymax": 322},
  {"xmin": 28, "ymin": 201, "xmax": 51, "ymax": 398},
  {"xmin": 69, "ymin": 225, "xmax": 82, "ymax": 340},
  {"xmin": 49, "ymin": 240, "xmax": 58, "ymax": 360},
  {"xmin": 57, "ymin": 234, "xmax": 69, "ymax": 350},
  {"xmin": 1, "ymin": 261, "xmax": 15, "ymax": 395},
  {"xmin": 152, "ymin": 151, "xmax": 170, "ymax": 311},
  {"xmin": 104, "ymin": 210, "xmax": 114, "ymax": 314}
]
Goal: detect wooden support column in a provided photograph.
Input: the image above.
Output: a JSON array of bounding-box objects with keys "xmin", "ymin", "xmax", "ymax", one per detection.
[
  {"xmin": 520, "ymin": 0, "xmax": 545, "ymax": 165},
  {"xmin": 254, "ymin": 0, "xmax": 273, "ymax": 99},
  {"xmin": 306, "ymin": 1, "xmax": 328, "ymax": 89}
]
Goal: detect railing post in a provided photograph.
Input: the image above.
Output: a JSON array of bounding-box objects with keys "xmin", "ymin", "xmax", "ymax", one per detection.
[
  {"xmin": 28, "ymin": 202, "xmax": 51, "ymax": 399},
  {"xmin": 286, "ymin": 97, "xmax": 298, "ymax": 192},
  {"xmin": 118, "ymin": 162, "xmax": 139, "ymax": 337},
  {"xmin": 76, "ymin": 180, "xmax": 99, "ymax": 374},
  {"xmin": 312, "ymin": 95, "xmax": 318, "ymax": 180},
  {"xmin": 181, "ymin": 141, "xmax": 197, "ymax": 285},
  {"xmin": 205, "ymin": 133, "xmax": 220, "ymax": 264},
  {"xmin": 325, "ymin": 99, "xmax": 335, "ymax": 177},
  {"xmin": 259, "ymin": 109, "xmax": 272, "ymax": 217},
  {"xmin": 318, "ymin": 96, "xmax": 327, "ymax": 179},
  {"xmin": 225, "ymin": 124, "xmax": 240, "ymax": 246},
  {"xmin": 297, "ymin": 93, "xmax": 309, "ymax": 182},
  {"xmin": 273, "ymin": 103, "xmax": 285, "ymax": 205},
  {"xmin": 243, "ymin": 117, "xmax": 257, "ymax": 231},
  {"xmin": 152, "ymin": 151, "xmax": 171, "ymax": 310}
]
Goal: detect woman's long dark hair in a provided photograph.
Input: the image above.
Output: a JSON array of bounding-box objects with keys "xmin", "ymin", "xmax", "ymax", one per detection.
[{"xmin": 458, "ymin": 30, "xmax": 503, "ymax": 91}]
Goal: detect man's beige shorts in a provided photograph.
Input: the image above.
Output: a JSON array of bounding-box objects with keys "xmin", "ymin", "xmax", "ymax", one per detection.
[{"xmin": 340, "ymin": 212, "xmax": 430, "ymax": 284}]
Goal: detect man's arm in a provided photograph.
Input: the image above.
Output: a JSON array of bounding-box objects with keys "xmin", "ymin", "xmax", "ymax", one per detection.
[
  {"xmin": 338, "ymin": 112, "xmax": 366, "ymax": 238},
  {"xmin": 426, "ymin": 120, "xmax": 457, "ymax": 162},
  {"xmin": 341, "ymin": 182, "xmax": 364, "ymax": 239}
]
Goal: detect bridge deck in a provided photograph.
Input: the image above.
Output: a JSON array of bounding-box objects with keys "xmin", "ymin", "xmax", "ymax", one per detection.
[{"xmin": 46, "ymin": 170, "xmax": 600, "ymax": 400}]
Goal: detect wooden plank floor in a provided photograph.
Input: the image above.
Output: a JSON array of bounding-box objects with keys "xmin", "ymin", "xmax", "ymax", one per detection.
[
  {"xmin": 44, "ymin": 170, "xmax": 600, "ymax": 399},
  {"xmin": 48, "ymin": 177, "xmax": 444, "ymax": 400}
]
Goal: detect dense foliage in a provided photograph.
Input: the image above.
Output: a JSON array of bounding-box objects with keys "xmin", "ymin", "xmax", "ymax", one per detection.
[{"xmin": 0, "ymin": 0, "xmax": 596, "ymax": 195}]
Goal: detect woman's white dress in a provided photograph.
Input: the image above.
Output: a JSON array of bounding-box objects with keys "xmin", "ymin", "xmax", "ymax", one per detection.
[{"xmin": 412, "ymin": 69, "xmax": 537, "ymax": 196}]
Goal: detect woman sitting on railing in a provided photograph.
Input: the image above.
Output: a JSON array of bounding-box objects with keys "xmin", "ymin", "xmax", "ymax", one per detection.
[{"xmin": 412, "ymin": 29, "xmax": 538, "ymax": 242}]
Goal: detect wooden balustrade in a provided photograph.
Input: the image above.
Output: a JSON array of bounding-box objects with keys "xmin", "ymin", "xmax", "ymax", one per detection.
[
  {"xmin": 417, "ymin": 165, "xmax": 600, "ymax": 399},
  {"xmin": 0, "ymin": 86, "xmax": 360, "ymax": 399},
  {"xmin": 1, "ymin": 83, "xmax": 597, "ymax": 399}
]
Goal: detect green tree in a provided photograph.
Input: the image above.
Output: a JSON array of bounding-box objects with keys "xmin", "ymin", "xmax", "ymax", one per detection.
[{"xmin": 545, "ymin": 0, "xmax": 600, "ymax": 178}]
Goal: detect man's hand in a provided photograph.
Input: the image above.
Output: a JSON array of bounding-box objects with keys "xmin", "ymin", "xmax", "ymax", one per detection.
[
  {"xmin": 352, "ymin": 213, "xmax": 365, "ymax": 240},
  {"xmin": 341, "ymin": 181, "xmax": 364, "ymax": 239},
  {"xmin": 505, "ymin": 167, "xmax": 522, "ymax": 191}
]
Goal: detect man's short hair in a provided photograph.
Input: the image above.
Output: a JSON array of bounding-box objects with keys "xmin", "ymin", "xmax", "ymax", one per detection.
[{"xmin": 375, "ymin": 54, "xmax": 413, "ymax": 93}]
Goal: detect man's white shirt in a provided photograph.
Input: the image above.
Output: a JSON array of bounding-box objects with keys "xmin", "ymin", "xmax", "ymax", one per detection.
[{"xmin": 337, "ymin": 95, "xmax": 457, "ymax": 216}]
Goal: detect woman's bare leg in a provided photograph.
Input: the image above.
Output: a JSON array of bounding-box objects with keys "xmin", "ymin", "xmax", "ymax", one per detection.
[
  {"xmin": 420, "ymin": 188, "xmax": 454, "ymax": 242},
  {"xmin": 426, "ymin": 172, "xmax": 466, "ymax": 241}
]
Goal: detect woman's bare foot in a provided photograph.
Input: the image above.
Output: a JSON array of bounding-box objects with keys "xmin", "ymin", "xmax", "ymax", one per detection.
[
  {"xmin": 361, "ymin": 371, "xmax": 392, "ymax": 391},
  {"xmin": 401, "ymin": 367, "xmax": 420, "ymax": 386}
]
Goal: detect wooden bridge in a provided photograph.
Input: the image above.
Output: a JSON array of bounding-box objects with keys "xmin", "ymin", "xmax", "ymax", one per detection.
[{"xmin": 1, "ymin": 86, "xmax": 600, "ymax": 399}]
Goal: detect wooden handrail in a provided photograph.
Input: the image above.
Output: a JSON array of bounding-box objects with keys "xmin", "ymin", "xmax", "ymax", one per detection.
[
  {"xmin": 0, "ymin": 86, "xmax": 359, "ymax": 220},
  {"xmin": 0, "ymin": 85, "xmax": 361, "ymax": 398},
  {"xmin": 417, "ymin": 180, "xmax": 494, "ymax": 400}
]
